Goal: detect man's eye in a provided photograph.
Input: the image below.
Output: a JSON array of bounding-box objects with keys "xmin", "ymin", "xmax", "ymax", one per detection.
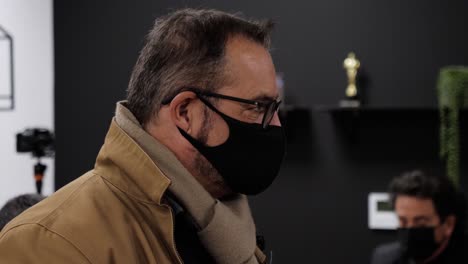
[
  {"xmin": 253, "ymin": 107, "xmax": 264, "ymax": 113},
  {"xmin": 249, "ymin": 105, "xmax": 264, "ymax": 113},
  {"xmin": 243, "ymin": 106, "xmax": 263, "ymax": 120}
]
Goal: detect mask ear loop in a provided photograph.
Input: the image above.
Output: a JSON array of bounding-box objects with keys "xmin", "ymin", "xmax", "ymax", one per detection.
[
  {"xmin": 196, "ymin": 93, "xmax": 241, "ymax": 125},
  {"xmin": 196, "ymin": 94, "xmax": 223, "ymax": 115}
]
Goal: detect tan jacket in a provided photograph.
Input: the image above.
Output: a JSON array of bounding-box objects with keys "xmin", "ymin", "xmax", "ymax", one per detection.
[{"xmin": 0, "ymin": 120, "xmax": 266, "ymax": 264}]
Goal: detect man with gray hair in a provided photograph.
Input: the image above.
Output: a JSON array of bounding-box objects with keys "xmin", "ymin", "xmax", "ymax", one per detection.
[{"xmin": 0, "ymin": 8, "xmax": 285, "ymax": 264}]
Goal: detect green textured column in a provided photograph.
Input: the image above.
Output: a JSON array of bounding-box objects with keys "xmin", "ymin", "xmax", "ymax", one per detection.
[{"xmin": 437, "ymin": 66, "xmax": 468, "ymax": 187}]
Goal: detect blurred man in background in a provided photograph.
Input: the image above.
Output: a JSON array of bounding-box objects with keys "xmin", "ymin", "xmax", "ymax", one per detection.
[
  {"xmin": 371, "ymin": 170, "xmax": 467, "ymax": 264},
  {"xmin": 0, "ymin": 193, "xmax": 44, "ymax": 230}
]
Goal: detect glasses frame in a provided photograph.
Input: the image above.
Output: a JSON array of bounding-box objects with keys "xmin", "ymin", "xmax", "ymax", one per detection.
[{"xmin": 163, "ymin": 87, "xmax": 282, "ymax": 129}]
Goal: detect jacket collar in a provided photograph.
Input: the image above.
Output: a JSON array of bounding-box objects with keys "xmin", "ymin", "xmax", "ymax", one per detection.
[{"xmin": 94, "ymin": 118, "xmax": 171, "ymax": 205}]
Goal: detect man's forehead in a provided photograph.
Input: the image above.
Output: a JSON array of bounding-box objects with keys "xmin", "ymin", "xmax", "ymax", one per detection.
[
  {"xmin": 218, "ymin": 83, "xmax": 279, "ymax": 102},
  {"xmin": 395, "ymin": 195, "xmax": 438, "ymax": 215},
  {"xmin": 221, "ymin": 37, "xmax": 278, "ymax": 100}
]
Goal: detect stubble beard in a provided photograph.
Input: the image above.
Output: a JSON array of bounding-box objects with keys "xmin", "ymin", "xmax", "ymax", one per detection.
[{"xmin": 192, "ymin": 106, "xmax": 231, "ymax": 197}]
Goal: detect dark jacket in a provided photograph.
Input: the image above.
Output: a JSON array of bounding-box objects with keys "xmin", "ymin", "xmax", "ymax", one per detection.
[
  {"xmin": 165, "ymin": 194, "xmax": 216, "ymax": 263},
  {"xmin": 371, "ymin": 236, "xmax": 468, "ymax": 264}
]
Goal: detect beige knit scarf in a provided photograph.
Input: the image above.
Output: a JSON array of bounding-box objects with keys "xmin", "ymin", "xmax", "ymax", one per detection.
[{"xmin": 115, "ymin": 102, "xmax": 258, "ymax": 264}]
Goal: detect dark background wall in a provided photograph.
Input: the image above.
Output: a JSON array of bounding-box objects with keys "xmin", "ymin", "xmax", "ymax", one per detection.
[{"xmin": 54, "ymin": 0, "xmax": 468, "ymax": 263}]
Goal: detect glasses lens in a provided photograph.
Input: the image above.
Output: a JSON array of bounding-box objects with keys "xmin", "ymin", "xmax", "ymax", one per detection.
[{"xmin": 262, "ymin": 102, "xmax": 280, "ymax": 128}]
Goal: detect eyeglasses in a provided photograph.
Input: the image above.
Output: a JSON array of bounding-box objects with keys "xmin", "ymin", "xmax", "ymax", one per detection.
[{"xmin": 163, "ymin": 87, "xmax": 282, "ymax": 129}]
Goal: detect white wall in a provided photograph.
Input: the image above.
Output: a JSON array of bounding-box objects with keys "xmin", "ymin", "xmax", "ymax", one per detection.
[{"xmin": 0, "ymin": 0, "xmax": 54, "ymax": 206}]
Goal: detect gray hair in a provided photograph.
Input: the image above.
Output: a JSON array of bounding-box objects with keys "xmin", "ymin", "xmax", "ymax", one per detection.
[{"xmin": 126, "ymin": 8, "xmax": 274, "ymax": 125}]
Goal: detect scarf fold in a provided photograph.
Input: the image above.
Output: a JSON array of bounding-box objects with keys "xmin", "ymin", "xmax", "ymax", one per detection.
[{"xmin": 115, "ymin": 102, "xmax": 258, "ymax": 264}]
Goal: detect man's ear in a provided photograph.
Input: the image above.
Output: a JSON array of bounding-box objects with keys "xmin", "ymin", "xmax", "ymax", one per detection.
[
  {"xmin": 443, "ymin": 215, "xmax": 457, "ymax": 237},
  {"xmin": 169, "ymin": 91, "xmax": 198, "ymax": 132}
]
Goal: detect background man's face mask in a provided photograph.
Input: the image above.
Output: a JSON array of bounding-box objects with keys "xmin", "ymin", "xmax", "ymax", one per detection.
[
  {"xmin": 179, "ymin": 96, "xmax": 286, "ymax": 195},
  {"xmin": 398, "ymin": 227, "xmax": 441, "ymax": 261}
]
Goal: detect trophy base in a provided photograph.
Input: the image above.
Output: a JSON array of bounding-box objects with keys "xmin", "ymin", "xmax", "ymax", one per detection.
[{"xmin": 339, "ymin": 99, "xmax": 361, "ymax": 108}]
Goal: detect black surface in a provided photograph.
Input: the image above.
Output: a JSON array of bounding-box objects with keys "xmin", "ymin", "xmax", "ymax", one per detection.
[{"xmin": 54, "ymin": 1, "xmax": 468, "ymax": 263}]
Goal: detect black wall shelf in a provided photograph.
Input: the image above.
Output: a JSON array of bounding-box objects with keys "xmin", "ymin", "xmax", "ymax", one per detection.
[
  {"xmin": 315, "ymin": 105, "xmax": 467, "ymax": 119},
  {"xmin": 315, "ymin": 105, "xmax": 467, "ymax": 142},
  {"xmin": 317, "ymin": 105, "xmax": 437, "ymax": 113}
]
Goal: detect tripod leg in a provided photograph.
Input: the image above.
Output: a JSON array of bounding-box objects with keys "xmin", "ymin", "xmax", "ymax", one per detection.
[{"xmin": 34, "ymin": 162, "xmax": 47, "ymax": 194}]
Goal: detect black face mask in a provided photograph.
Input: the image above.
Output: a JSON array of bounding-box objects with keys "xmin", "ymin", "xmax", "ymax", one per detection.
[
  {"xmin": 398, "ymin": 227, "xmax": 440, "ymax": 261},
  {"xmin": 178, "ymin": 97, "xmax": 286, "ymax": 195}
]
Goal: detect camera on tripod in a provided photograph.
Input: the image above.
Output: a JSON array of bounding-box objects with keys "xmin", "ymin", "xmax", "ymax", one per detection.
[
  {"xmin": 16, "ymin": 128, "xmax": 55, "ymax": 158},
  {"xmin": 16, "ymin": 128, "xmax": 55, "ymax": 194}
]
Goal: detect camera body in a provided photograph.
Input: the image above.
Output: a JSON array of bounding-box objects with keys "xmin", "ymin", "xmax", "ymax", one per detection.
[{"xmin": 16, "ymin": 128, "xmax": 55, "ymax": 158}]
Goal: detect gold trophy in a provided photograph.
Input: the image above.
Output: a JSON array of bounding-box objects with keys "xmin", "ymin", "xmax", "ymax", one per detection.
[{"xmin": 340, "ymin": 52, "xmax": 361, "ymax": 108}]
